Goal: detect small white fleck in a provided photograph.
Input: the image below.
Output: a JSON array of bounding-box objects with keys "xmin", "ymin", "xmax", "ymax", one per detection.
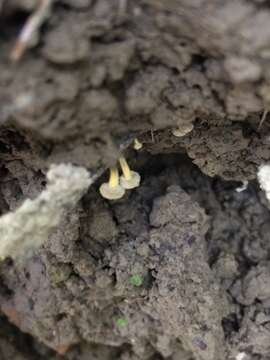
[
  {"xmin": 14, "ymin": 93, "xmax": 33, "ymax": 110},
  {"xmin": 172, "ymin": 124, "xmax": 194, "ymax": 137},
  {"xmin": 236, "ymin": 352, "xmax": 247, "ymax": 360},
  {"xmin": 236, "ymin": 180, "xmax": 248, "ymax": 193},
  {"xmin": 133, "ymin": 7, "xmax": 142, "ymax": 16}
]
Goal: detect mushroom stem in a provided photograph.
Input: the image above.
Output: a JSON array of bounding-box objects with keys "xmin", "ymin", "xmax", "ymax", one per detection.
[
  {"xmin": 119, "ymin": 157, "xmax": 141, "ymax": 190},
  {"xmin": 109, "ymin": 167, "xmax": 120, "ymax": 188},
  {"xmin": 119, "ymin": 157, "xmax": 131, "ymax": 180}
]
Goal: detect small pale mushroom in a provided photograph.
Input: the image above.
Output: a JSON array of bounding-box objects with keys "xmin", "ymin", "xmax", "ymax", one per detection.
[
  {"xmin": 133, "ymin": 138, "xmax": 143, "ymax": 150},
  {"xmin": 119, "ymin": 156, "xmax": 141, "ymax": 190},
  {"xmin": 172, "ymin": 123, "xmax": 194, "ymax": 137},
  {"xmin": 99, "ymin": 167, "xmax": 125, "ymax": 200}
]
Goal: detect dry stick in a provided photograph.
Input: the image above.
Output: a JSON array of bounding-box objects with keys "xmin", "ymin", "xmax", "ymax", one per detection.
[
  {"xmin": 258, "ymin": 109, "xmax": 268, "ymax": 130},
  {"xmin": 10, "ymin": 0, "xmax": 53, "ymax": 62},
  {"xmin": 150, "ymin": 129, "xmax": 155, "ymax": 143}
]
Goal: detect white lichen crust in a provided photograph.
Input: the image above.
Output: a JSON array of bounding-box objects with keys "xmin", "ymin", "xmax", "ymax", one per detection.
[
  {"xmin": 0, "ymin": 163, "xmax": 92, "ymax": 261},
  {"xmin": 258, "ymin": 164, "xmax": 270, "ymax": 203}
]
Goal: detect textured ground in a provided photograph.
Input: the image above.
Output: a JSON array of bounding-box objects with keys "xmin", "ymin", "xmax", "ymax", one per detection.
[{"xmin": 1, "ymin": 1, "xmax": 270, "ymax": 359}]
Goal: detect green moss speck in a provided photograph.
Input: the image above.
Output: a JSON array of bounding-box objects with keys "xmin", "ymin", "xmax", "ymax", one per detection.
[
  {"xmin": 116, "ymin": 318, "xmax": 128, "ymax": 328},
  {"xmin": 129, "ymin": 274, "xmax": 143, "ymax": 287}
]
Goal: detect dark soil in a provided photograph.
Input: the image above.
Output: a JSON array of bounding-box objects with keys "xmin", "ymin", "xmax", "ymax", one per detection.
[{"xmin": 1, "ymin": 1, "xmax": 270, "ymax": 359}]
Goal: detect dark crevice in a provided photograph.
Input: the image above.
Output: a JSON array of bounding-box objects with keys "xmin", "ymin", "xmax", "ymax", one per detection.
[{"xmin": 0, "ymin": 314, "xmax": 56, "ymax": 360}]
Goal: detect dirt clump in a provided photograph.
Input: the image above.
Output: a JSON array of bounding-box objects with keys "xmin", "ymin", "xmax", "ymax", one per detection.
[
  {"xmin": 0, "ymin": 153, "xmax": 268, "ymax": 359},
  {"xmin": 0, "ymin": 158, "xmax": 229, "ymax": 360}
]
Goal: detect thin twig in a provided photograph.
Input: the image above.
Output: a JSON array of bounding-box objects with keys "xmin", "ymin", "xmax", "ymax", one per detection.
[
  {"xmin": 10, "ymin": 0, "xmax": 52, "ymax": 62},
  {"xmin": 258, "ymin": 109, "xmax": 268, "ymax": 130},
  {"xmin": 151, "ymin": 128, "xmax": 155, "ymax": 143}
]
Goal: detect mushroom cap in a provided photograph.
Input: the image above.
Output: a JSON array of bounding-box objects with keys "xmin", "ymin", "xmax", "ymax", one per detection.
[
  {"xmin": 99, "ymin": 183, "xmax": 125, "ymax": 200},
  {"xmin": 120, "ymin": 171, "xmax": 141, "ymax": 190},
  {"xmin": 134, "ymin": 139, "xmax": 143, "ymax": 150},
  {"xmin": 172, "ymin": 124, "xmax": 193, "ymax": 137}
]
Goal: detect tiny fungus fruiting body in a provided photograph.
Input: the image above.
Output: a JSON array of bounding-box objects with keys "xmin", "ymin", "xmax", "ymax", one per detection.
[
  {"xmin": 119, "ymin": 156, "xmax": 141, "ymax": 190},
  {"xmin": 172, "ymin": 124, "xmax": 194, "ymax": 137},
  {"xmin": 99, "ymin": 167, "xmax": 125, "ymax": 200},
  {"xmin": 133, "ymin": 138, "xmax": 143, "ymax": 150},
  {"xmin": 99, "ymin": 153, "xmax": 141, "ymax": 201}
]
